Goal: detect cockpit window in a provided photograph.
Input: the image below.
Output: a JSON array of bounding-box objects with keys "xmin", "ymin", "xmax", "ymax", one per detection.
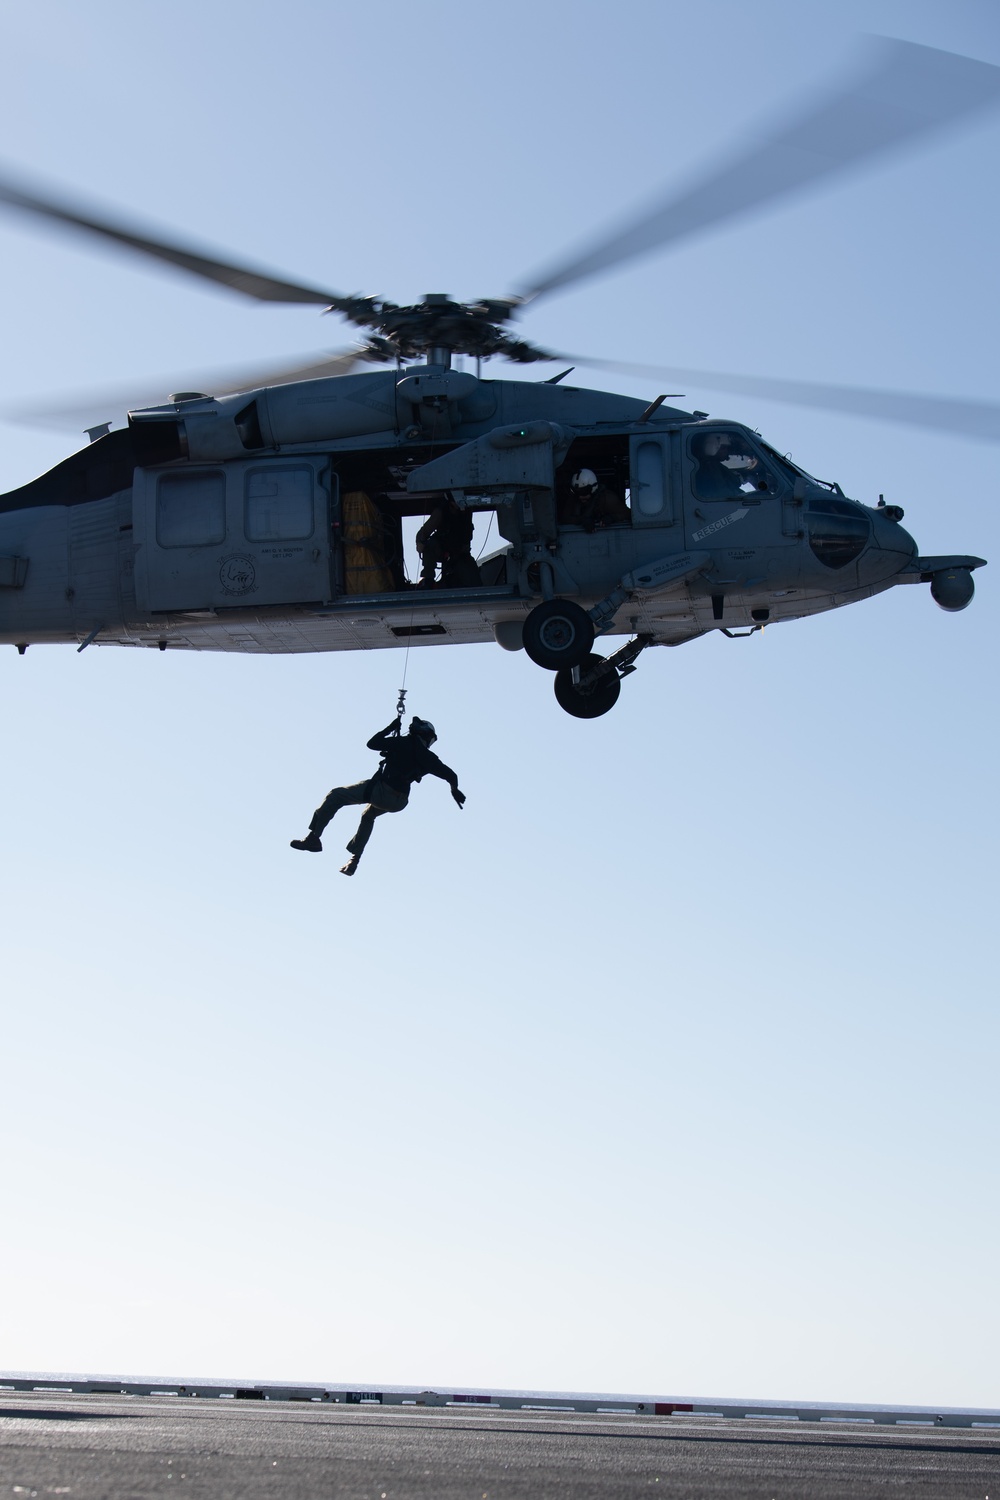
[
  {"xmin": 757, "ymin": 438, "xmax": 832, "ymax": 490},
  {"xmin": 690, "ymin": 429, "xmax": 778, "ymax": 500},
  {"xmin": 756, "ymin": 440, "xmax": 804, "ymax": 484}
]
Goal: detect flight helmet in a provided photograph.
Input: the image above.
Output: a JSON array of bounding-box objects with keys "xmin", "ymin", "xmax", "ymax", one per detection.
[
  {"xmin": 409, "ymin": 717, "xmax": 437, "ymax": 746},
  {"xmin": 570, "ymin": 468, "xmax": 599, "ymax": 497},
  {"xmin": 566, "ymin": 468, "xmax": 599, "ymax": 498}
]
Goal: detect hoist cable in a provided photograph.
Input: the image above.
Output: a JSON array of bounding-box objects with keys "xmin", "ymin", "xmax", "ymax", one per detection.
[
  {"xmin": 394, "ymin": 600, "xmax": 417, "ymax": 730},
  {"xmin": 475, "ymin": 511, "xmax": 495, "ymax": 561}
]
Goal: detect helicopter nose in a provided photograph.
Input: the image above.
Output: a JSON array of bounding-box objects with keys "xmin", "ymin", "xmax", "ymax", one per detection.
[{"xmin": 872, "ymin": 507, "xmax": 918, "ymax": 563}]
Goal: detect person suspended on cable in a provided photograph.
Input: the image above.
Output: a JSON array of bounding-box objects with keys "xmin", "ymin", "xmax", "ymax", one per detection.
[{"xmin": 290, "ymin": 716, "xmax": 466, "ymax": 876}]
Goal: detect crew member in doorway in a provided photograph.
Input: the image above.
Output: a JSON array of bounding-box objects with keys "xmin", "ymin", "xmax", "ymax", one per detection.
[
  {"xmin": 290, "ymin": 716, "xmax": 466, "ymax": 877},
  {"xmin": 416, "ymin": 497, "xmax": 480, "ymax": 587},
  {"xmin": 568, "ymin": 469, "xmax": 630, "ymax": 530}
]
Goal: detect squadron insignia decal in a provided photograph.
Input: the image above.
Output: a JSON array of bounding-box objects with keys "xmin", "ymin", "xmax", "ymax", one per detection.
[{"xmin": 219, "ymin": 554, "xmax": 258, "ymax": 597}]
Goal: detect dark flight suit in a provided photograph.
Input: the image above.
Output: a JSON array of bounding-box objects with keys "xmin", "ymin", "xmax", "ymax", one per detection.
[
  {"xmin": 693, "ymin": 456, "xmax": 745, "ymax": 500},
  {"xmin": 416, "ymin": 502, "xmax": 479, "ymax": 587},
  {"xmin": 572, "ymin": 483, "xmax": 631, "ymax": 530},
  {"xmin": 306, "ymin": 721, "xmax": 462, "ymax": 866}
]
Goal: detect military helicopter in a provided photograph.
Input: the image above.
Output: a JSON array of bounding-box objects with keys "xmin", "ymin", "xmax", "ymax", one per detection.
[{"xmin": 0, "ymin": 38, "xmax": 995, "ymax": 717}]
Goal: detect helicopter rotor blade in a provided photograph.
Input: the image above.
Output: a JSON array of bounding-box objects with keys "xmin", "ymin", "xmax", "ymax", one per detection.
[
  {"xmin": 5, "ymin": 347, "xmax": 370, "ymax": 432},
  {"xmin": 519, "ymin": 38, "xmax": 1000, "ymax": 302},
  {"xmin": 0, "ymin": 168, "xmax": 346, "ymax": 306},
  {"xmin": 557, "ymin": 355, "xmax": 1000, "ymax": 445}
]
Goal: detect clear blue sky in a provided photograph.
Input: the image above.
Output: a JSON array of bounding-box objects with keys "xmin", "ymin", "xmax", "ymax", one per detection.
[{"xmin": 0, "ymin": 0, "xmax": 997, "ymax": 1408}]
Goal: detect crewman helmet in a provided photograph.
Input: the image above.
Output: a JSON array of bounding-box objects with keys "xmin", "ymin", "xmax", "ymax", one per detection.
[
  {"xmin": 570, "ymin": 468, "xmax": 599, "ymax": 497},
  {"xmin": 409, "ymin": 717, "xmax": 437, "ymax": 746}
]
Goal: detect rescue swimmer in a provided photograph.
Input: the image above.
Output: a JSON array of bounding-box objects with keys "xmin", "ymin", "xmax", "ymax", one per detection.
[{"xmin": 291, "ymin": 715, "xmax": 466, "ymax": 876}]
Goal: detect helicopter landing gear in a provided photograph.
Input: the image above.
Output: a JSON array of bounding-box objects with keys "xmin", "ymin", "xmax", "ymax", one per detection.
[
  {"xmin": 553, "ymin": 635, "xmax": 653, "ymax": 718},
  {"xmin": 555, "ymin": 654, "xmax": 621, "ymax": 718},
  {"xmin": 522, "ymin": 598, "xmax": 595, "ymax": 670}
]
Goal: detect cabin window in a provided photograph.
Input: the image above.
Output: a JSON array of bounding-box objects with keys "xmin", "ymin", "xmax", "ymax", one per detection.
[
  {"xmin": 634, "ymin": 440, "xmax": 666, "ymax": 516},
  {"xmin": 156, "ymin": 470, "xmax": 226, "ymax": 548},
  {"xmin": 245, "ymin": 467, "xmax": 314, "ymax": 541}
]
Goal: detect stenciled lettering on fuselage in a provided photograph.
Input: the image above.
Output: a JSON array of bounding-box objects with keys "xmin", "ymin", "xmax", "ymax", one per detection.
[
  {"xmin": 692, "ymin": 507, "xmax": 750, "ymax": 543},
  {"xmin": 260, "ymin": 545, "xmax": 305, "ymax": 562}
]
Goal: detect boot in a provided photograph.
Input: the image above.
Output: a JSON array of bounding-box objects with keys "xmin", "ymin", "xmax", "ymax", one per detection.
[
  {"xmin": 291, "ymin": 831, "xmax": 323, "ymax": 852},
  {"xmin": 340, "ymin": 856, "xmax": 359, "ymax": 877}
]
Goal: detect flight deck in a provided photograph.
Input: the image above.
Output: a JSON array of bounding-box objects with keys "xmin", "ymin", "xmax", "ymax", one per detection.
[{"xmin": 2, "ymin": 1381, "xmax": 998, "ymax": 1499}]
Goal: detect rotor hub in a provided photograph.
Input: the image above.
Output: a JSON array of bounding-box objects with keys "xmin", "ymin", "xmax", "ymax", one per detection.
[{"xmin": 328, "ymin": 291, "xmax": 550, "ymax": 366}]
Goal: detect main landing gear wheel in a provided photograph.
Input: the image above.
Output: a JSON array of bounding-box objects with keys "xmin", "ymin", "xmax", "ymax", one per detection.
[
  {"xmin": 554, "ymin": 654, "xmax": 622, "ymax": 718},
  {"xmin": 522, "ymin": 599, "xmax": 595, "ymax": 670}
]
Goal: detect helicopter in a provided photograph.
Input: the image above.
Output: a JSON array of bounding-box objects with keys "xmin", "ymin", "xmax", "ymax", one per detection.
[{"xmin": 0, "ymin": 38, "xmax": 995, "ymax": 718}]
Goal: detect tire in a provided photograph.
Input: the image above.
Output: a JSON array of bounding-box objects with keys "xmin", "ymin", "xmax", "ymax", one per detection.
[
  {"xmin": 522, "ymin": 599, "xmax": 595, "ymax": 670},
  {"xmin": 554, "ymin": 654, "xmax": 622, "ymax": 718}
]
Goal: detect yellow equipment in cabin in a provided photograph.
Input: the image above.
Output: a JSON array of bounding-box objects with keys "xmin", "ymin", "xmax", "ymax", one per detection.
[{"xmin": 342, "ymin": 490, "xmax": 394, "ymax": 594}]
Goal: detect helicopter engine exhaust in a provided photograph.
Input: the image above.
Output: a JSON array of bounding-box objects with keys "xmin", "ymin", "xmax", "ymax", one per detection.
[{"xmin": 930, "ymin": 567, "xmax": 975, "ymax": 612}]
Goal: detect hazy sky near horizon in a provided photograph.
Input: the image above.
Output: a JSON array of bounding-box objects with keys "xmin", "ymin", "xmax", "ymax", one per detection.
[{"xmin": 0, "ymin": 0, "xmax": 997, "ymax": 1409}]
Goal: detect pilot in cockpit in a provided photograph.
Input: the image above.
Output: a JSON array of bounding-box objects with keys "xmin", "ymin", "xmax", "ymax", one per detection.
[{"xmin": 692, "ymin": 431, "xmax": 772, "ymax": 500}]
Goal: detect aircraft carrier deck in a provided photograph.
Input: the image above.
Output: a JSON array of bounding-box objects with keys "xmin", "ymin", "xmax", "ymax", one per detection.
[{"xmin": 2, "ymin": 1378, "xmax": 998, "ymax": 1498}]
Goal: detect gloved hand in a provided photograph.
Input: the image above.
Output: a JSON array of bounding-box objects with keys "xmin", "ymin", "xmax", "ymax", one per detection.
[{"xmin": 452, "ymin": 788, "xmax": 466, "ymax": 809}]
